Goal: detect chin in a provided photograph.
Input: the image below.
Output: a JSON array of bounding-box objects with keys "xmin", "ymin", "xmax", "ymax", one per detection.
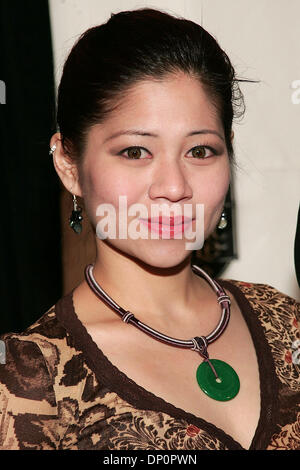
[{"xmin": 127, "ymin": 244, "xmax": 193, "ymax": 271}]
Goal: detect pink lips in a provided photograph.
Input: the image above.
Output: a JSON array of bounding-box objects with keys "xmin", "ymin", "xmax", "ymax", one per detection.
[
  {"xmin": 139, "ymin": 216, "xmax": 193, "ymax": 237},
  {"xmin": 140, "ymin": 216, "xmax": 193, "ymax": 225}
]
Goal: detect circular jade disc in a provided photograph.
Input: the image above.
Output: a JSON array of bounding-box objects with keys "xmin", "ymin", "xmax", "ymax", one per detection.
[{"xmin": 196, "ymin": 359, "xmax": 240, "ymax": 401}]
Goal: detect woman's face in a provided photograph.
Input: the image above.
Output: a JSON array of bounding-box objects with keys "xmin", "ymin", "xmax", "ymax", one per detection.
[{"xmin": 78, "ymin": 72, "xmax": 231, "ymax": 268}]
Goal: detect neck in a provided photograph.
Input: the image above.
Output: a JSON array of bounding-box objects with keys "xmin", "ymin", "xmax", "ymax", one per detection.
[{"xmin": 81, "ymin": 241, "xmax": 216, "ymax": 329}]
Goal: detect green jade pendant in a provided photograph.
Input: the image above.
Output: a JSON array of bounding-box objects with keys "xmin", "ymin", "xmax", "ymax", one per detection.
[
  {"xmin": 194, "ymin": 338, "xmax": 240, "ymax": 401},
  {"xmin": 196, "ymin": 359, "xmax": 240, "ymax": 401}
]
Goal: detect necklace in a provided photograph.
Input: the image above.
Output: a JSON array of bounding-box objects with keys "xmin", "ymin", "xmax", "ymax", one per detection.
[{"xmin": 84, "ymin": 263, "xmax": 240, "ymax": 401}]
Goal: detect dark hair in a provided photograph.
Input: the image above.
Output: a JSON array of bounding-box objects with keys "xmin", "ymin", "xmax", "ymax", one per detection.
[{"xmin": 56, "ymin": 7, "xmax": 250, "ymax": 178}]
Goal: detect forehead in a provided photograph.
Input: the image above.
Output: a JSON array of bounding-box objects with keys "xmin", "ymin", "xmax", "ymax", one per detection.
[
  {"xmin": 115, "ymin": 73, "xmax": 218, "ymax": 115},
  {"xmin": 90, "ymin": 72, "xmax": 223, "ymax": 138}
]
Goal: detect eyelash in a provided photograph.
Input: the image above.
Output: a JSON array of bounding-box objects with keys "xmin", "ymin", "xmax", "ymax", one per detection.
[{"xmin": 117, "ymin": 145, "xmax": 218, "ymax": 160}]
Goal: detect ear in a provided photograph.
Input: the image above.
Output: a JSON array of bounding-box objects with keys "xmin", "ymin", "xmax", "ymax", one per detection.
[
  {"xmin": 230, "ymin": 130, "xmax": 234, "ymax": 142},
  {"xmin": 50, "ymin": 132, "xmax": 83, "ymax": 197}
]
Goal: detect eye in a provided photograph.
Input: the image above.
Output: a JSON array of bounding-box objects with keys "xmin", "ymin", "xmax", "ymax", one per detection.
[
  {"xmin": 118, "ymin": 146, "xmax": 149, "ymax": 160},
  {"xmin": 187, "ymin": 145, "xmax": 217, "ymax": 159},
  {"xmin": 117, "ymin": 144, "xmax": 217, "ymax": 160}
]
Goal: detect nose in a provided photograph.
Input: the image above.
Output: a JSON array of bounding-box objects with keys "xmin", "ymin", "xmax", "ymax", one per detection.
[{"xmin": 148, "ymin": 158, "xmax": 192, "ymax": 203}]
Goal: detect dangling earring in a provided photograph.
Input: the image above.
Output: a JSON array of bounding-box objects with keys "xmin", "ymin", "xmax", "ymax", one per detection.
[
  {"xmin": 69, "ymin": 194, "xmax": 83, "ymax": 234},
  {"xmin": 217, "ymin": 210, "xmax": 227, "ymax": 230}
]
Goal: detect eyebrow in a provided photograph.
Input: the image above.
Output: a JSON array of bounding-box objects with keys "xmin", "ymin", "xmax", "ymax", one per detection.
[{"xmin": 103, "ymin": 129, "xmax": 225, "ymax": 143}]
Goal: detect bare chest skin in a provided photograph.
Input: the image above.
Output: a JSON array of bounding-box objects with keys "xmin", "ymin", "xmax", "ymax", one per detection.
[{"xmin": 74, "ymin": 287, "xmax": 261, "ymax": 450}]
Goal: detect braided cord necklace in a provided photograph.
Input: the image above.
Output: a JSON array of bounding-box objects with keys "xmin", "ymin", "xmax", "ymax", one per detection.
[{"xmin": 84, "ymin": 263, "xmax": 240, "ymax": 401}]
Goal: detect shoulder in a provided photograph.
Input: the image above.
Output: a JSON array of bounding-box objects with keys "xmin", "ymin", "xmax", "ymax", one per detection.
[
  {"xmin": 218, "ymin": 278, "xmax": 300, "ymax": 384},
  {"xmin": 1, "ymin": 302, "xmax": 68, "ymax": 376},
  {"xmin": 217, "ymin": 278, "xmax": 299, "ymax": 342},
  {"xmin": 0, "ymin": 304, "xmax": 60, "ymax": 449},
  {"xmin": 217, "ymin": 277, "xmax": 299, "ymax": 323},
  {"xmin": 0, "ymin": 291, "xmax": 85, "ymax": 383},
  {"xmin": 0, "ymin": 302, "xmax": 66, "ymax": 406},
  {"xmin": 0, "ymin": 296, "xmax": 87, "ymax": 449}
]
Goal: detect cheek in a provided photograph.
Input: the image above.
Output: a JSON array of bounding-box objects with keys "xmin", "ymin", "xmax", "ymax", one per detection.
[
  {"xmin": 83, "ymin": 165, "xmax": 142, "ymax": 219},
  {"xmin": 193, "ymin": 164, "xmax": 230, "ymax": 208},
  {"xmin": 195, "ymin": 164, "xmax": 230, "ymax": 236}
]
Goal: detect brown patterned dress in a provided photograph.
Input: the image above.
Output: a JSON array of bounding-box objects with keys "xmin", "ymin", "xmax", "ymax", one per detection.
[{"xmin": 0, "ymin": 279, "xmax": 299, "ymax": 450}]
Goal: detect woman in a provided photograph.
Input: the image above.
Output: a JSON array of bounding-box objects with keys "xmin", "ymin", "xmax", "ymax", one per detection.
[{"xmin": 0, "ymin": 8, "xmax": 299, "ymax": 451}]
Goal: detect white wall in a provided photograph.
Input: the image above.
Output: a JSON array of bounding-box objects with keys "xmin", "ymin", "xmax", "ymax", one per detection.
[{"xmin": 48, "ymin": 0, "xmax": 300, "ymax": 299}]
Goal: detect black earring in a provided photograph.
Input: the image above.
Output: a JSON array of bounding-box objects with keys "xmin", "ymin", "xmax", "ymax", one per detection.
[{"xmin": 69, "ymin": 194, "xmax": 83, "ymax": 234}]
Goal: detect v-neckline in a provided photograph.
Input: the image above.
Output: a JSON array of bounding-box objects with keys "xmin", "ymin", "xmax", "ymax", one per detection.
[{"xmin": 55, "ymin": 277, "xmax": 279, "ymax": 450}]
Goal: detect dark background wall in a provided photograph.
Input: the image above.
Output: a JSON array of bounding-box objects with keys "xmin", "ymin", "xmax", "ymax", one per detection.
[{"xmin": 0, "ymin": 0, "xmax": 62, "ymax": 334}]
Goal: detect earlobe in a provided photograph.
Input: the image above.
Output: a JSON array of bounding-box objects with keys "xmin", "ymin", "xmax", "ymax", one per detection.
[{"xmin": 49, "ymin": 132, "xmax": 83, "ymax": 197}]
